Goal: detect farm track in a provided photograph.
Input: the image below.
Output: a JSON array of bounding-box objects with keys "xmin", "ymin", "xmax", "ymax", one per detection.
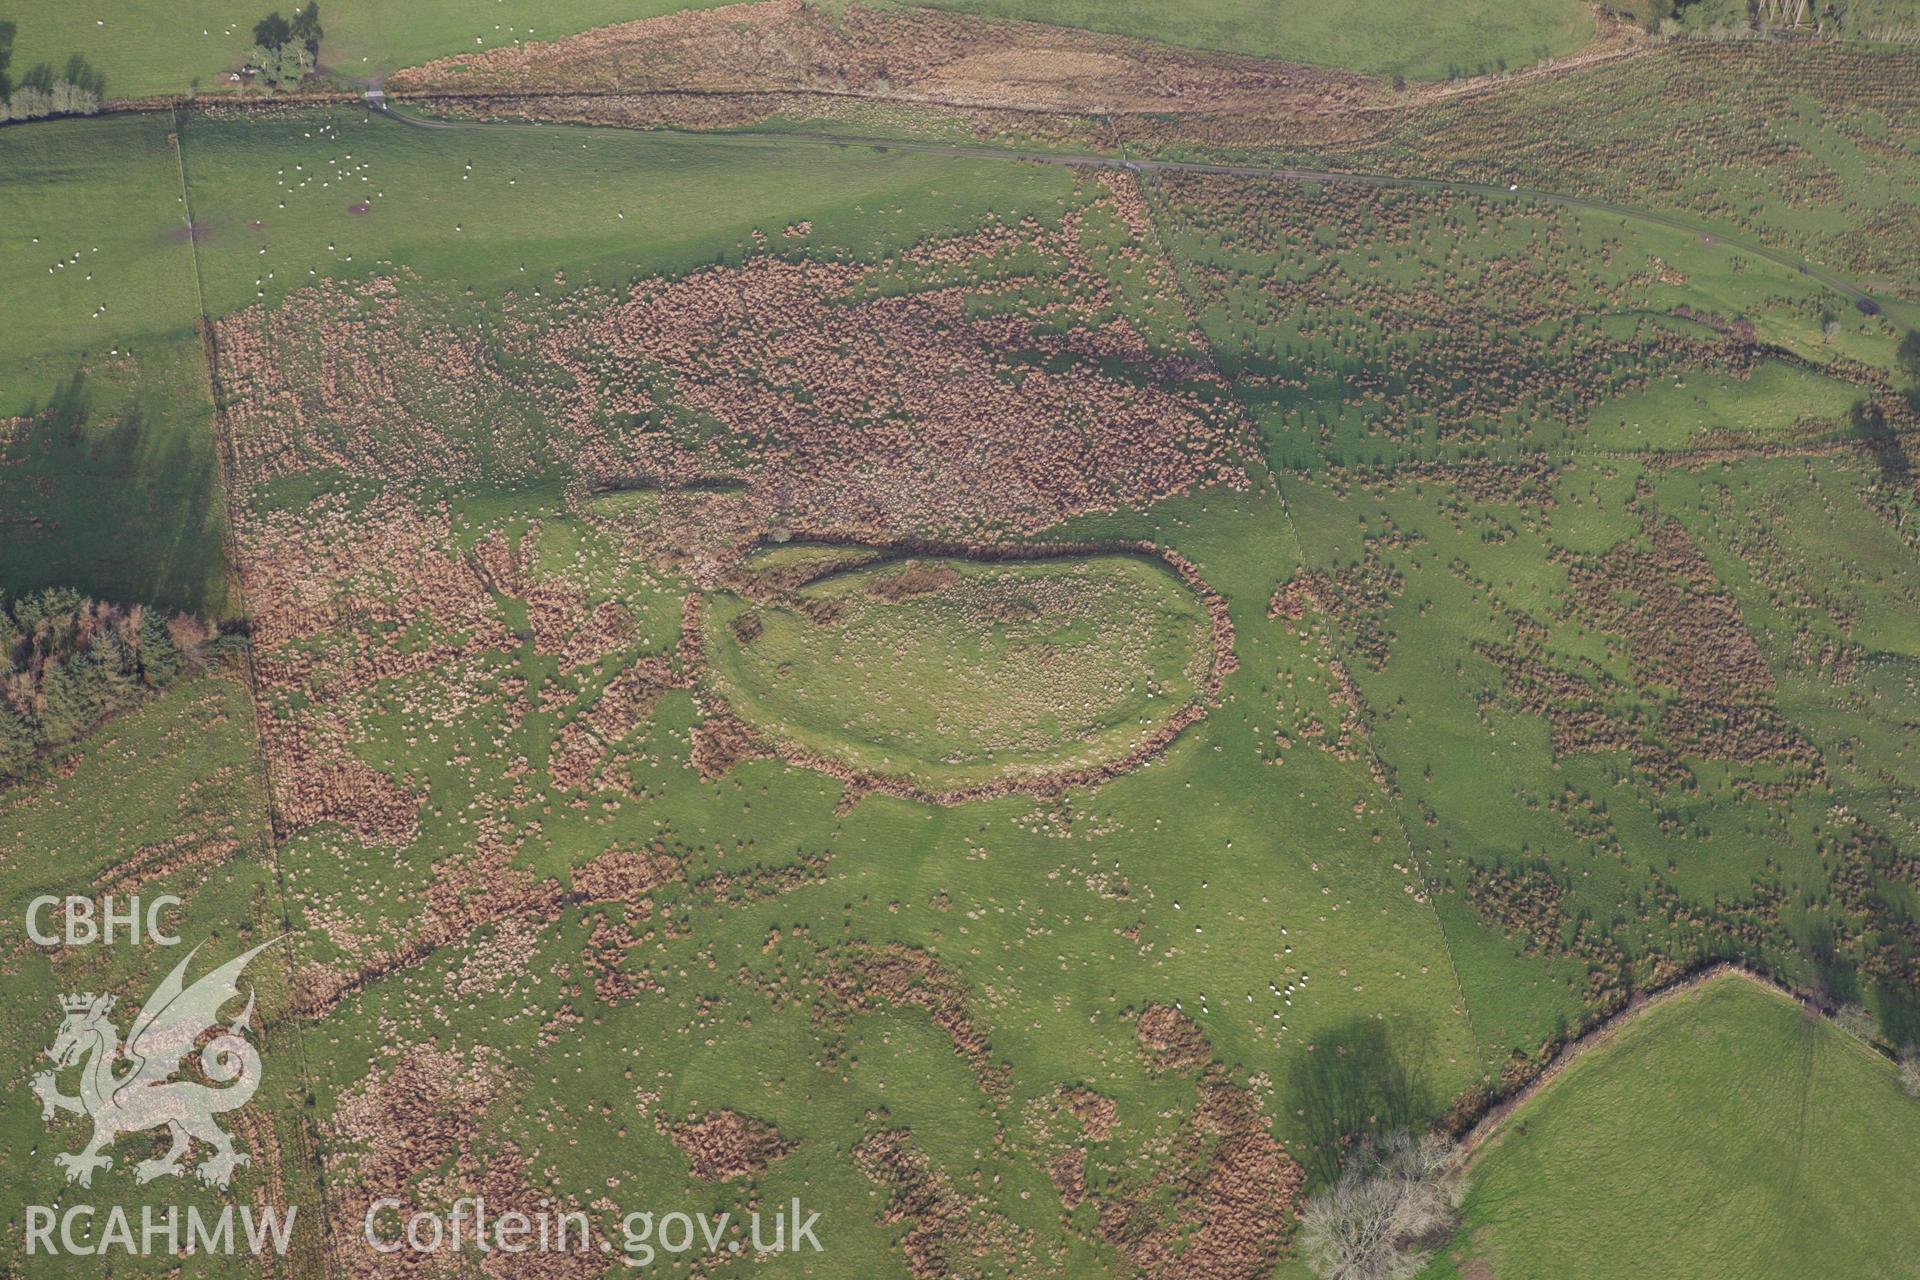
[
  {"xmin": 168, "ymin": 107, "xmax": 342, "ymax": 1280},
  {"xmin": 1128, "ymin": 159, "xmax": 1487, "ymax": 1058}
]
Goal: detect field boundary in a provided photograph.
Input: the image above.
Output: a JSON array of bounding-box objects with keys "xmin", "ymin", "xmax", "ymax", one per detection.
[
  {"xmin": 366, "ymin": 108, "xmax": 1898, "ymax": 314},
  {"xmin": 168, "ymin": 105, "xmax": 342, "ymax": 1280},
  {"xmin": 1126, "ymin": 150, "xmax": 1485, "ymax": 1058},
  {"xmin": 1455, "ymin": 963, "xmax": 1898, "ymax": 1168}
]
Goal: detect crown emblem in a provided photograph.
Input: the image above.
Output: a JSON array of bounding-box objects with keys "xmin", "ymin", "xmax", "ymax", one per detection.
[{"xmin": 60, "ymin": 992, "xmax": 111, "ymax": 1013}]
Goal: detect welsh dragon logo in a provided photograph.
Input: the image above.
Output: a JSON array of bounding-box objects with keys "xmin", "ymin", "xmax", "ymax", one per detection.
[{"xmin": 31, "ymin": 939, "xmax": 279, "ymax": 1189}]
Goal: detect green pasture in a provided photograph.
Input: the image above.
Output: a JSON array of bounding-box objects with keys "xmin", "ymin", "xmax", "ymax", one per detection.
[
  {"xmin": 176, "ymin": 108, "xmax": 1080, "ymax": 320},
  {"xmin": 1149, "ymin": 172, "xmax": 1901, "ymax": 471},
  {"xmin": 1333, "ymin": 41, "xmax": 1920, "ymax": 307},
  {"xmin": 1426, "ymin": 975, "xmax": 1920, "ymax": 1280},
  {"xmin": 1263, "ymin": 427, "xmax": 1920, "ymax": 1079},
  {"xmin": 0, "ymin": 672, "xmax": 325, "ymax": 1275},
  {"xmin": 1655, "ymin": 456, "xmax": 1920, "ymax": 1036},
  {"xmin": 0, "ymin": 112, "xmax": 228, "ymax": 614},
  {"xmin": 2, "ymin": 0, "xmax": 1599, "ymax": 99},
  {"xmin": 1274, "ymin": 458, "xmax": 1856, "ymax": 1056},
  {"xmin": 1586, "ymin": 358, "xmax": 1866, "ymax": 451},
  {"xmin": 0, "ymin": 0, "xmax": 732, "ymax": 100}
]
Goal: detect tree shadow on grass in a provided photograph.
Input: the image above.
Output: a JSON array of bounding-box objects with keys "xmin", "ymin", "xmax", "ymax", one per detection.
[
  {"xmin": 1850, "ymin": 398, "xmax": 1911, "ymax": 489},
  {"xmin": 1287, "ymin": 1017, "xmax": 1439, "ymax": 1187},
  {"xmin": 0, "ymin": 369, "xmax": 228, "ymax": 617}
]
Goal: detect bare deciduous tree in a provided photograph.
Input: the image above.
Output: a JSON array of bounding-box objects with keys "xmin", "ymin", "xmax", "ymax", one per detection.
[
  {"xmin": 1833, "ymin": 1002, "xmax": 1881, "ymax": 1044},
  {"xmin": 1298, "ymin": 1130, "xmax": 1466, "ymax": 1280}
]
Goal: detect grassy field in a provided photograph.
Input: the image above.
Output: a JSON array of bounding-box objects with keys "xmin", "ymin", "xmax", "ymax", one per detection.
[
  {"xmin": 1134, "ymin": 158, "xmax": 1920, "ymax": 1074},
  {"xmin": 0, "ymin": 113, "xmax": 297, "ymax": 1271},
  {"xmin": 912, "ymin": 0, "xmax": 1595, "ymax": 78},
  {"xmin": 0, "ymin": 112, "xmax": 229, "ymax": 615},
  {"xmin": 0, "ymin": 671, "xmax": 325, "ymax": 1274},
  {"xmin": 5, "ymin": 39, "xmax": 1920, "ymax": 1278},
  {"xmin": 1, "ymin": 0, "xmax": 731, "ymax": 99},
  {"xmin": 173, "ymin": 108, "xmax": 1481, "ymax": 1276},
  {"xmin": 1585, "ymin": 360, "xmax": 1867, "ymax": 451},
  {"xmin": 176, "ymin": 107, "xmax": 1086, "ymax": 320},
  {"xmin": 3, "ymin": 0, "xmax": 1598, "ymax": 96},
  {"xmin": 1267, "ymin": 446, "xmax": 1916, "ymax": 1059},
  {"xmin": 1151, "ymin": 170, "xmax": 1901, "ymax": 471},
  {"xmin": 1426, "ymin": 974, "xmax": 1920, "ymax": 1280},
  {"xmin": 1318, "ymin": 41, "xmax": 1920, "ymax": 307}
]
